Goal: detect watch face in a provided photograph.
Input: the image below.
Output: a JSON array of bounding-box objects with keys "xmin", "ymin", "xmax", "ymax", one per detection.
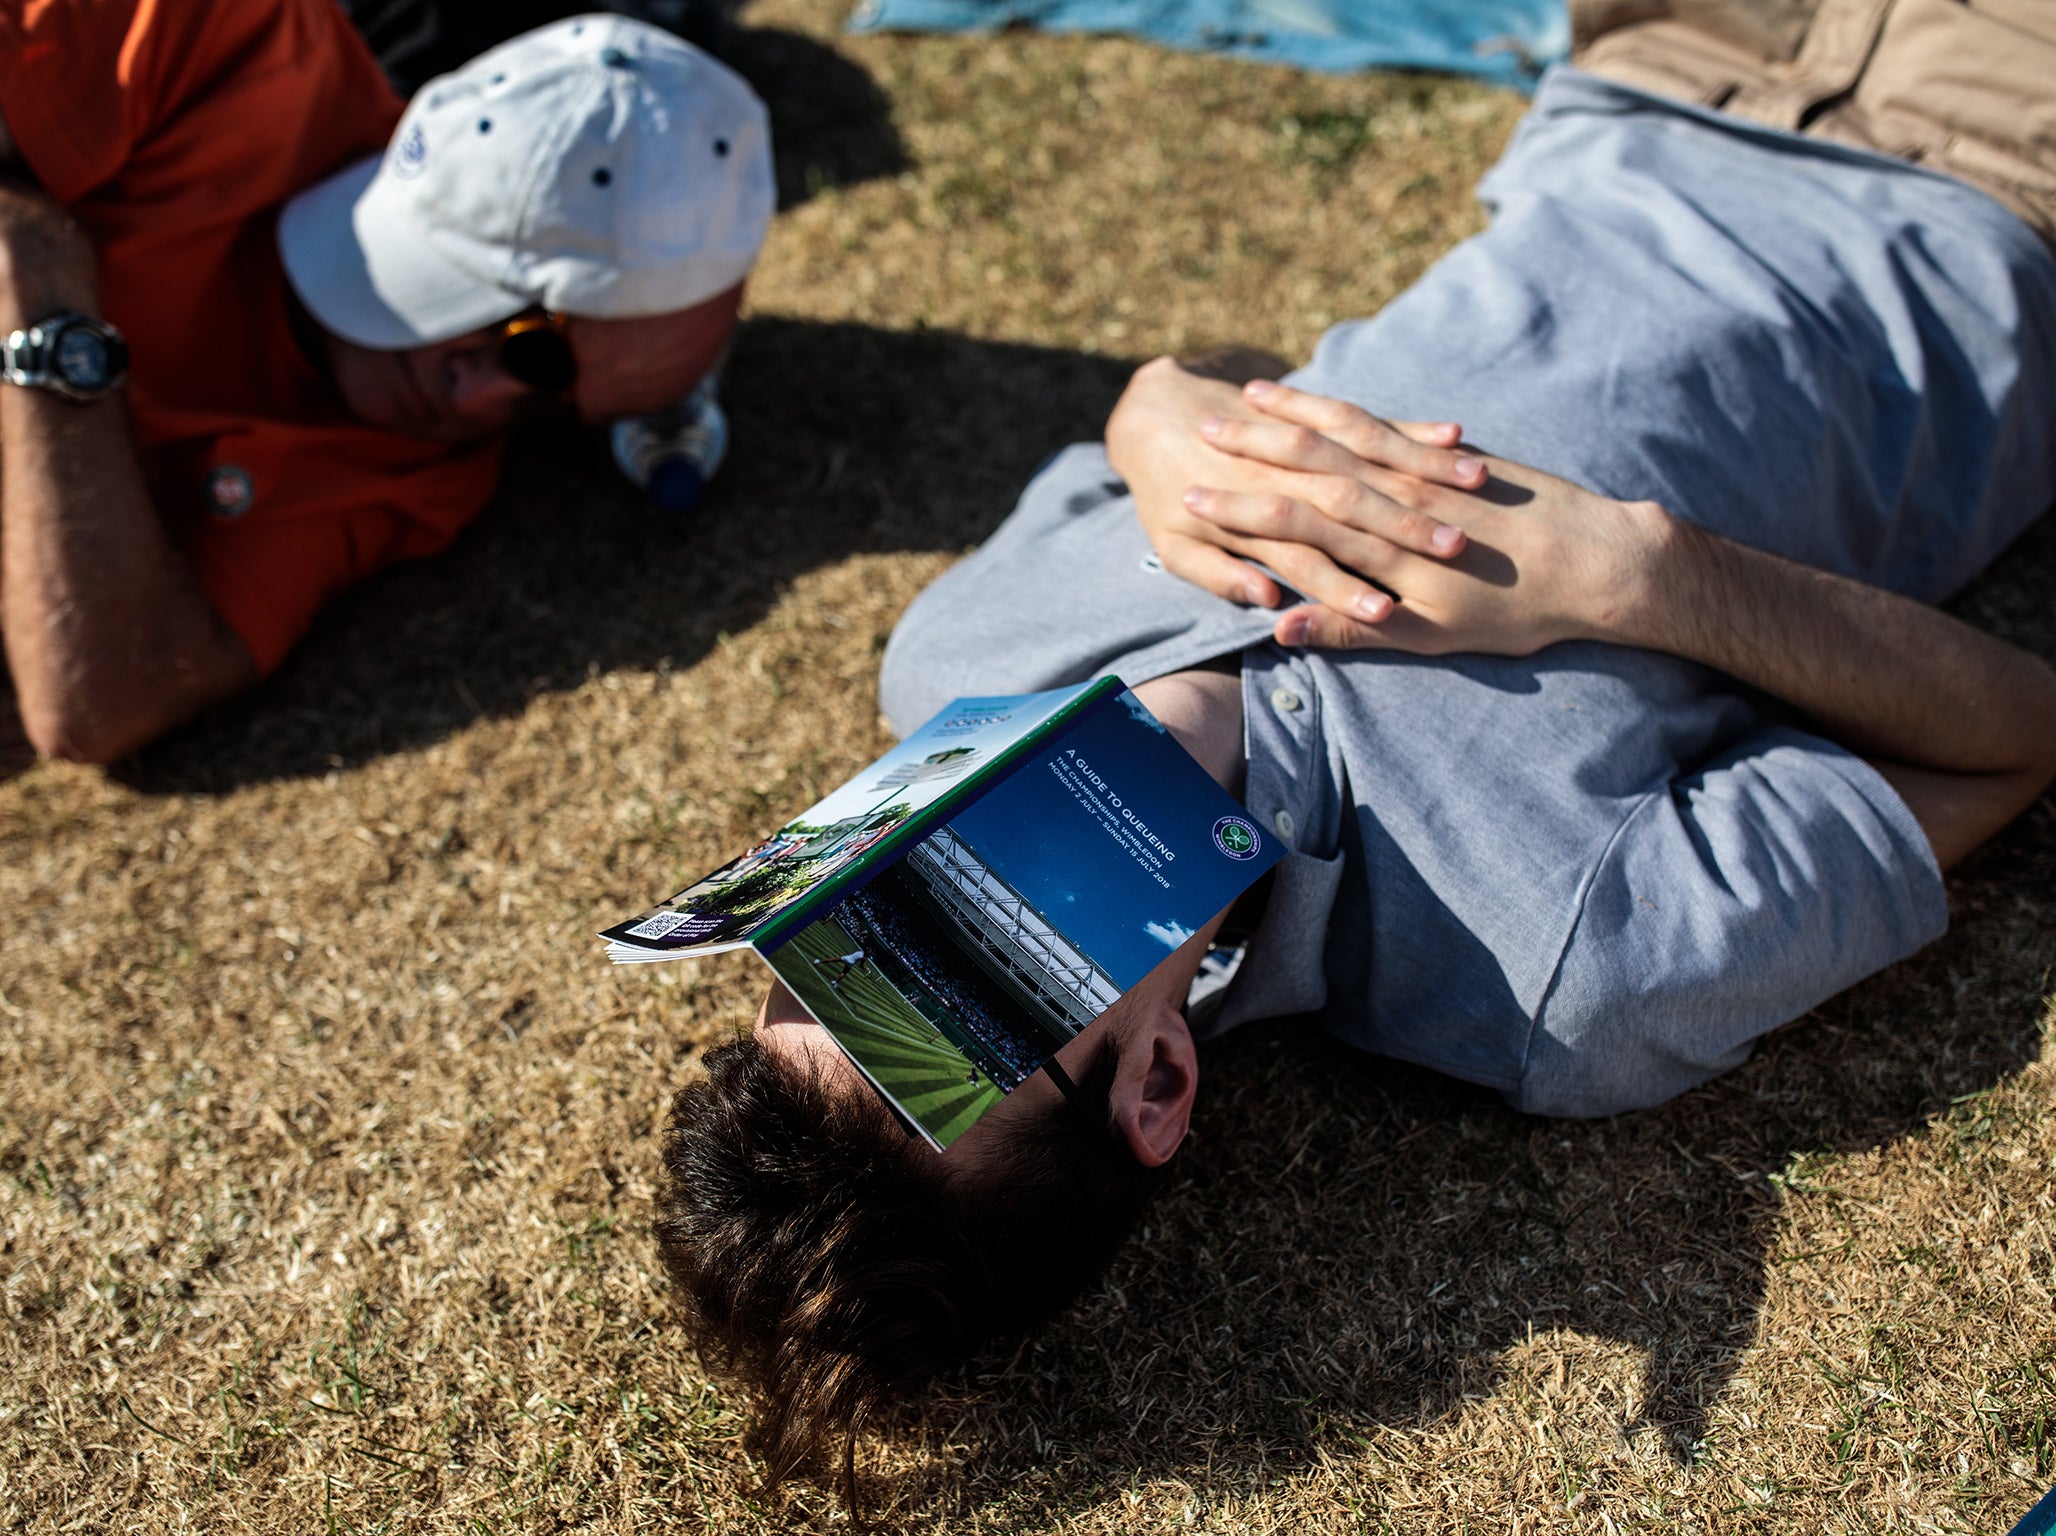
[{"xmin": 53, "ymin": 325, "xmax": 111, "ymax": 391}]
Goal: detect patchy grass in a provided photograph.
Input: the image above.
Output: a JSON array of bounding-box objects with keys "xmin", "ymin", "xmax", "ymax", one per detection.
[{"xmin": 4, "ymin": 0, "xmax": 2053, "ymax": 1531}]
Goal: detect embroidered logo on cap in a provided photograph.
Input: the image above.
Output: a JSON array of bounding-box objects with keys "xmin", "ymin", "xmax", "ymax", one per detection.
[
  {"xmin": 1212, "ymin": 816, "xmax": 1261, "ymax": 860},
  {"xmin": 206, "ymin": 465, "xmax": 255, "ymax": 519},
  {"xmin": 392, "ymin": 123, "xmax": 429, "ymax": 179}
]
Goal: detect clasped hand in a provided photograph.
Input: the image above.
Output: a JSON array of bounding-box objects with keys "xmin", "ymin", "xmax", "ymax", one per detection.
[{"xmin": 1111, "ymin": 359, "xmax": 1669, "ymax": 656}]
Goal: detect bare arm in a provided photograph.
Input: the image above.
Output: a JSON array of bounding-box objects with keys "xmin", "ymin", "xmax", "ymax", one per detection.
[
  {"xmin": 0, "ymin": 183, "xmax": 254, "ymax": 762},
  {"xmin": 1129, "ymin": 666, "xmax": 1246, "ymax": 796},
  {"xmin": 1185, "ymin": 382, "xmax": 2056, "ymax": 869},
  {"xmin": 1624, "ymin": 520, "xmax": 2056, "ymax": 869}
]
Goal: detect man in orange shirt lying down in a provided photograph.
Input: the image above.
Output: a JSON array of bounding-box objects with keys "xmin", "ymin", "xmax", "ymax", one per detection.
[{"xmin": 0, "ymin": 1, "xmax": 772, "ymax": 763}]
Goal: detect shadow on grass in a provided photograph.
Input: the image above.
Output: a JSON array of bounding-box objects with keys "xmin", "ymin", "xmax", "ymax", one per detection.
[
  {"xmin": 92, "ymin": 275, "xmax": 2055, "ymax": 1519},
  {"xmin": 114, "ymin": 318, "xmax": 1133, "ymax": 793},
  {"xmin": 349, "ymin": 4, "xmax": 909, "ymax": 207},
  {"xmin": 724, "ymin": 21, "xmax": 912, "ymax": 209}
]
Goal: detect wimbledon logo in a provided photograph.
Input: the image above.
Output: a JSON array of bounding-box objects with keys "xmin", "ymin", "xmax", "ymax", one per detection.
[{"xmin": 1212, "ymin": 816, "xmax": 1260, "ymax": 861}]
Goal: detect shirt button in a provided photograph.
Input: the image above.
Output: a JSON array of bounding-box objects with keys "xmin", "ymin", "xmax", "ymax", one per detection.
[
  {"xmin": 1270, "ymin": 687, "xmax": 1302, "ymax": 713},
  {"xmin": 1272, "ymin": 809, "xmax": 1296, "ymax": 841}
]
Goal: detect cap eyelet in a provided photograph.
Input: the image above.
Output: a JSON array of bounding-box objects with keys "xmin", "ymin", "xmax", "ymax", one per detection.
[
  {"xmin": 713, "ymin": 138, "xmax": 730, "ymax": 157},
  {"xmin": 477, "ymin": 118, "xmax": 492, "ymax": 134},
  {"xmin": 592, "ymin": 167, "xmax": 612, "ymax": 187}
]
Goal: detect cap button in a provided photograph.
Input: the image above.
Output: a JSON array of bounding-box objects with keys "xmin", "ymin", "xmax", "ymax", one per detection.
[{"xmin": 600, "ymin": 46, "xmax": 633, "ymax": 67}]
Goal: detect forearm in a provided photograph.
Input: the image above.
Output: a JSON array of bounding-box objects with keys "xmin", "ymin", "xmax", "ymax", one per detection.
[
  {"xmin": 1170, "ymin": 379, "xmax": 2053, "ymax": 863},
  {"xmin": 0, "ymin": 190, "xmax": 253, "ymax": 761},
  {"xmin": 2, "ymin": 393, "xmax": 247, "ymax": 757},
  {"xmin": 1612, "ymin": 511, "xmax": 2056, "ymax": 867},
  {"xmin": 1622, "ymin": 514, "xmax": 2056, "ymax": 777}
]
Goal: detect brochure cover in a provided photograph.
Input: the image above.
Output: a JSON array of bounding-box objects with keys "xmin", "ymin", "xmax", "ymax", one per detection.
[
  {"xmin": 602, "ymin": 679, "xmax": 1119, "ymax": 960},
  {"xmin": 600, "ymin": 679, "xmax": 1282, "ymax": 1149}
]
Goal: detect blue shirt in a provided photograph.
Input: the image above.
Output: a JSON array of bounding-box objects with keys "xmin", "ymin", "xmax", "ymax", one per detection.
[{"xmin": 881, "ymin": 69, "xmax": 2056, "ymax": 1117}]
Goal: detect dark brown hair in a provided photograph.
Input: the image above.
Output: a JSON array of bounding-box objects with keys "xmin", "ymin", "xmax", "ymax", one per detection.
[{"xmin": 655, "ymin": 1030, "xmax": 1166, "ymax": 1502}]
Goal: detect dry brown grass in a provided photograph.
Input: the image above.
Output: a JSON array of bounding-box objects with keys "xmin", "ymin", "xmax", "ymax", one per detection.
[{"xmin": 5, "ymin": 1, "xmax": 2054, "ymax": 1530}]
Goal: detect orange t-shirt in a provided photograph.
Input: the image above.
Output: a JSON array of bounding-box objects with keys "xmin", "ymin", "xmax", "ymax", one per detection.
[{"xmin": 0, "ymin": 0, "xmax": 503, "ymax": 674}]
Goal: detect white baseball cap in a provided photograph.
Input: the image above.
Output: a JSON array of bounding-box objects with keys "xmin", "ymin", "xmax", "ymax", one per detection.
[{"xmin": 279, "ymin": 13, "xmax": 774, "ymax": 350}]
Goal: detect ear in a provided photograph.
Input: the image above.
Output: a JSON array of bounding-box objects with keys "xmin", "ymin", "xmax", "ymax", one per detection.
[{"xmin": 1108, "ymin": 1000, "xmax": 1199, "ymax": 1168}]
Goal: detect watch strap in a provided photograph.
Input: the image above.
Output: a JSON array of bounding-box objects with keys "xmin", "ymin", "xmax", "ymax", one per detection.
[{"xmin": 0, "ymin": 323, "xmax": 48, "ymax": 387}]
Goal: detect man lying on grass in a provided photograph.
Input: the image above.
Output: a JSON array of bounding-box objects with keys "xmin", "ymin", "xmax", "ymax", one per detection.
[{"xmin": 654, "ymin": 34, "xmax": 2056, "ymax": 1503}]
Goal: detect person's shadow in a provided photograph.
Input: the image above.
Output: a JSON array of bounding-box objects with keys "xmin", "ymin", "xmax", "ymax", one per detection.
[
  {"xmin": 723, "ymin": 20, "xmax": 911, "ymax": 209},
  {"xmin": 110, "ymin": 317, "xmax": 1133, "ymax": 793}
]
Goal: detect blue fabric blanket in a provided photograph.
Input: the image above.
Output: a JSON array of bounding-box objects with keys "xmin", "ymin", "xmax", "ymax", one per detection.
[{"xmin": 848, "ymin": 0, "xmax": 1569, "ymax": 87}]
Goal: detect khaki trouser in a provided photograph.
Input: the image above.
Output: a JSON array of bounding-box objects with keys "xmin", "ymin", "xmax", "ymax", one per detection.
[{"xmin": 1571, "ymin": 0, "xmax": 2056, "ymax": 251}]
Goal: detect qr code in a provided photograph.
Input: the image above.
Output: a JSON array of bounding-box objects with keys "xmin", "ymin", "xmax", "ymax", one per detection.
[{"xmin": 626, "ymin": 911, "xmax": 692, "ymax": 941}]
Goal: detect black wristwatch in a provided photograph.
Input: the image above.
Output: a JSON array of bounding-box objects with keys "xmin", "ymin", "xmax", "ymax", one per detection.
[{"xmin": 1, "ymin": 310, "xmax": 129, "ymax": 402}]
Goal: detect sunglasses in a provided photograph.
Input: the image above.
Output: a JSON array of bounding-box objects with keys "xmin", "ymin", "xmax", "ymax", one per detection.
[{"xmin": 495, "ymin": 310, "xmax": 578, "ymax": 398}]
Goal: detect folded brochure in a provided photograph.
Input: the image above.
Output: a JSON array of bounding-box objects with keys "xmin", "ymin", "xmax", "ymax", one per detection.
[{"xmin": 600, "ymin": 677, "xmax": 1282, "ymax": 1149}]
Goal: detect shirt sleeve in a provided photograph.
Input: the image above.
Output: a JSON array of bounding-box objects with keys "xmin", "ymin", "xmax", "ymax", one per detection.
[
  {"xmin": 0, "ymin": 0, "xmax": 319, "ymax": 201},
  {"xmin": 1516, "ymin": 725, "xmax": 1948, "ymax": 1118},
  {"xmin": 0, "ymin": 0, "xmax": 149, "ymax": 198},
  {"xmin": 187, "ymin": 502, "xmax": 410, "ymax": 677},
  {"xmin": 175, "ymin": 428, "xmax": 501, "ymax": 677}
]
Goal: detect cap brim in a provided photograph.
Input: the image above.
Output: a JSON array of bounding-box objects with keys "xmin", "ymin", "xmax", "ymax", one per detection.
[{"xmin": 279, "ymin": 154, "xmax": 530, "ymax": 351}]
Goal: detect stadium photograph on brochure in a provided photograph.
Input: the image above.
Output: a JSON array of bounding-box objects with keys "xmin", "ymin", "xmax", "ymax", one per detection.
[
  {"xmin": 601, "ymin": 680, "xmax": 1282, "ymax": 1148},
  {"xmin": 767, "ymin": 869, "xmax": 1035, "ymax": 1147}
]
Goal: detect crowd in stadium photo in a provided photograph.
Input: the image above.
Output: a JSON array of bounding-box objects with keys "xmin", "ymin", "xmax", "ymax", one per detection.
[{"xmin": 839, "ymin": 873, "xmax": 1051, "ymax": 1089}]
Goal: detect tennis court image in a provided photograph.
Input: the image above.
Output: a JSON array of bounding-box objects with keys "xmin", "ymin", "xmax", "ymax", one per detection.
[{"xmin": 768, "ymin": 914, "xmax": 1006, "ymax": 1147}]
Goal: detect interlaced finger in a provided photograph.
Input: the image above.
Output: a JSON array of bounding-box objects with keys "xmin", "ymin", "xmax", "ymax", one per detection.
[
  {"xmin": 1197, "ymin": 418, "xmax": 1468, "ymax": 557},
  {"xmin": 1154, "ymin": 530, "xmax": 1285, "ymax": 610},
  {"xmin": 1184, "ymin": 457, "xmax": 1463, "ymax": 560},
  {"xmin": 1271, "ymin": 602, "xmax": 1391, "ymax": 651},
  {"xmin": 1271, "ymin": 601, "xmax": 1453, "ymax": 652},
  {"xmin": 1243, "ymin": 379, "xmax": 1487, "ymax": 490},
  {"xmin": 1176, "ymin": 495, "xmax": 1410, "ymax": 623}
]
